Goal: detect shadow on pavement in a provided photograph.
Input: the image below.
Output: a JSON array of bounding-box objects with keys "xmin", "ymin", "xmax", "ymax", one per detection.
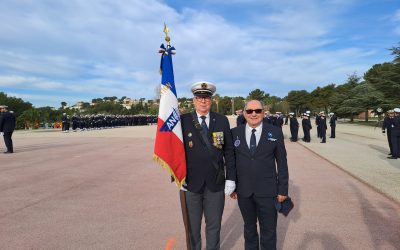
[
  {"xmin": 297, "ymin": 232, "xmax": 349, "ymax": 250},
  {"xmin": 278, "ymin": 180, "xmax": 301, "ymax": 249},
  {"xmin": 369, "ymin": 144, "xmax": 400, "ymax": 169},
  {"xmin": 349, "ymin": 182, "xmax": 400, "ymax": 249}
]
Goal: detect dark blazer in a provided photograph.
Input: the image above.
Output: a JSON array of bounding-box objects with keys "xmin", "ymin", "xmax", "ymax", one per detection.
[
  {"xmin": 181, "ymin": 112, "xmax": 236, "ymax": 193},
  {"xmin": 231, "ymin": 123, "xmax": 288, "ymax": 198},
  {"xmin": 0, "ymin": 111, "xmax": 16, "ymax": 133}
]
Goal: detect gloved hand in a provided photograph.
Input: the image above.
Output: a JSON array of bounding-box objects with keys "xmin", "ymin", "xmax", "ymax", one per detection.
[
  {"xmin": 224, "ymin": 180, "xmax": 236, "ymax": 196},
  {"xmin": 180, "ymin": 181, "xmax": 188, "ymax": 191},
  {"xmin": 0, "ymin": 132, "xmax": 3, "ymax": 136}
]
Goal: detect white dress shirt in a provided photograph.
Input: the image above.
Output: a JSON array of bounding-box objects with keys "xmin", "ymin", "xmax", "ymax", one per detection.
[
  {"xmin": 245, "ymin": 123, "xmax": 262, "ymax": 149},
  {"xmin": 196, "ymin": 112, "xmax": 210, "ymax": 128}
]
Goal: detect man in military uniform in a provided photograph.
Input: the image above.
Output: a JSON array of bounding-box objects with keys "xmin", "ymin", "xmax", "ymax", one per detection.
[
  {"xmin": 302, "ymin": 113, "xmax": 312, "ymax": 142},
  {"xmin": 320, "ymin": 113, "xmax": 327, "ymax": 143},
  {"xmin": 388, "ymin": 108, "xmax": 400, "ymax": 159},
  {"xmin": 263, "ymin": 111, "xmax": 273, "ymax": 125},
  {"xmin": 180, "ymin": 81, "xmax": 236, "ymax": 250},
  {"xmin": 0, "ymin": 105, "xmax": 16, "ymax": 153},
  {"xmin": 329, "ymin": 112, "xmax": 337, "ymax": 138},
  {"xmin": 382, "ymin": 110, "xmax": 395, "ymax": 156},
  {"xmin": 289, "ymin": 112, "xmax": 299, "ymax": 142},
  {"xmin": 236, "ymin": 110, "xmax": 246, "ymax": 127}
]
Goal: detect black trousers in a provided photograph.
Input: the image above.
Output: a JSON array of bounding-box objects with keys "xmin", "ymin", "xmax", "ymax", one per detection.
[
  {"xmin": 3, "ymin": 132, "xmax": 13, "ymax": 152},
  {"xmin": 386, "ymin": 131, "xmax": 393, "ymax": 155},
  {"xmin": 390, "ymin": 133, "xmax": 399, "ymax": 158},
  {"xmin": 321, "ymin": 129, "xmax": 326, "ymax": 142},
  {"xmin": 238, "ymin": 195, "xmax": 277, "ymax": 250},
  {"xmin": 330, "ymin": 125, "xmax": 336, "ymax": 138},
  {"xmin": 304, "ymin": 129, "xmax": 311, "ymax": 142}
]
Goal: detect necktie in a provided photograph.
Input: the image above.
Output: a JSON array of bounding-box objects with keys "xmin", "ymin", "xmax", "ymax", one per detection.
[
  {"xmin": 200, "ymin": 116, "xmax": 208, "ymax": 134},
  {"xmin": 250, "ymin": 128, "xmax": 256, "ymax": 155}
]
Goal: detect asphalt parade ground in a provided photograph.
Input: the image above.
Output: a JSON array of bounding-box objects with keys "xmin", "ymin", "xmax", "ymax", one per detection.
[{"xmin": 1, "ymin": 119, "xmax": 399, "ymax": 249}]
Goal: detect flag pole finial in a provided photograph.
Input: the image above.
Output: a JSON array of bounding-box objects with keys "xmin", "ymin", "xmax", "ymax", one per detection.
[{"xmin": 163, "ymin": 23, "xmax": 171, "ymax": 46}]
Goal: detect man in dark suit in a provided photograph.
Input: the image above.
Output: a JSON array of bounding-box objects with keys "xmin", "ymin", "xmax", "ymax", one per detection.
[
  {"xmin": 230, "ymin": 100, "xmax": 289, "ymax": 250},
  {"xmin": 180, "ymin": 81, "xmax": 236, "ymax": 250},
  {"xmin": 0, "ymin": 105, "xmax": 16, "ymax": 153},
  {"xmin": 329, "ymin": 112, "xmax": 337, "ymax": 138}
]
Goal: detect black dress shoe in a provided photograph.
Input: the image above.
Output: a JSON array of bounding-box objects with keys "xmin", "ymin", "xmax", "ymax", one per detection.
[
  {"xmin": 3, "ymin": 151, "xmax": 13, "ymax": 154},
  {"xmin": 387, "ymin": 156, "xmax": 397, "ymax": 159},
  {"xmin": 320, "ymin": 141, "xmax": 326, "ymax": 143}
]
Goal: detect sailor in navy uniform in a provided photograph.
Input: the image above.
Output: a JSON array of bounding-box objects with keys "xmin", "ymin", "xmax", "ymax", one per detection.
[
  {"xmin": 382, "ymin": 110, "xmax": 395, "ymax": 156},
  {"xmin": 289, "ymin": 112, "xmax": 299, "ymax": 142},
  {"xmin": 0, "ymin": 105, "xmax": 16, "ymax": 153},
  {"xmin": 329, "ymin": 112, "xmax": 337, "ymax": 138}
]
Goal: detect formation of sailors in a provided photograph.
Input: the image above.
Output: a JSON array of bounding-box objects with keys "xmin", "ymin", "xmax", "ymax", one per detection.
[
  {"xmin": 382, "ymin": 108, "xmax": 400, "ymax": 159},
  {"xmin": 61, "ymin": 114, "xmax": 157, "ymax": 132}
]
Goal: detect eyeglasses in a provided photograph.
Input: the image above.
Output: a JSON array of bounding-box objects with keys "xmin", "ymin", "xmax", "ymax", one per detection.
[
  {"xmin": 195, "ymin": 96, "xmax": 211, "ymax": 101},
  {"xmin": 245, "ymin": 109, "xmax": 263, "ymax": 114}
]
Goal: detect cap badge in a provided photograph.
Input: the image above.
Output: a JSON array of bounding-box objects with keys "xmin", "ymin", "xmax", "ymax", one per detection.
[{"xmin": 201, "ymin": 82, "xmax": 208, "ymax": 89}]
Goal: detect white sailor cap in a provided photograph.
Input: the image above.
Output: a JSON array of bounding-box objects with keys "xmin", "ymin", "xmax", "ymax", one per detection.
[
  {"xmin": 0, "ymin": 105, "xmax": 8, "ymax": 109},
  {"xmin": 289, "ymin": 112, "xmax": 295, "ymax": 115},
  {"xmin": 329, "ymin": 112, "xmax": 334, "ymax": 116},
  {"xmin": 191, "ymin": 81, "xmax": 216, "ymax": 97},
  {"xmin": 394, "ymin": 108, "xmax": 400, "ymax": 113},
  {"xmin": 306, "ymin": 110, "xmax": 311, "ymax": 114},
  {"xmin": 388, "ymin": 110, "xmax": 395, "ymax": 113}
]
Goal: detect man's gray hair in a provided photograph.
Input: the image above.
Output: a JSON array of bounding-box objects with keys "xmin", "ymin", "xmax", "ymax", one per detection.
[{"xmin": 244, "ymin": 100, "xmax": 265, "ymax": 111}]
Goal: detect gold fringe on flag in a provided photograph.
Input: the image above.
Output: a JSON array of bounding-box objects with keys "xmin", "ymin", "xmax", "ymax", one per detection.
[{"xmin": 153, "ymin": 154, "xmax": 186, "ymax": 189}]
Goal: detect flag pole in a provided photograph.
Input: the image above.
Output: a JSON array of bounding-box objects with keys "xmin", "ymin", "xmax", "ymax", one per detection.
[{"xmin": 162, "ymin": 24, "xmax": 191, "ymax": 250}]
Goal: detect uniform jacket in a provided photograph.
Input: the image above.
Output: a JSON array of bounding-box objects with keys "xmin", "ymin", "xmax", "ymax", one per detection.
[
  {"xmin": 289, "ymin": 117, "xmax": 299, "ymax": 129},
  {"xmin": 231, "ymin": 123, "xmax": 289, "ymax": 198},
  {"xmin": 181, "ymin": 112, "xmax": 236, "ymax": 193},
  {"xmin": 302, "ymin": 119, "xmax": 312, "ymax": 130},
  {"xmin": 329, "ymin": 115, "xmax": 337, "ymax": 126},
  {"xmin": 320, "ymin": 118, "xmax": 327, "ymax": 130},
  {"xmin": 382, "ymin": 116, "xmax": 394, "ymax": 133},
  {"xmin": 0, "ymin": 111, "xmax": 16, "ymax": 133}
]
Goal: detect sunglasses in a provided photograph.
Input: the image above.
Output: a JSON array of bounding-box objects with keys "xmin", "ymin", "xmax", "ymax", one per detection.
[{"xmin": 245, "ymin": 109, "xmax": 263, "ymax": 114}]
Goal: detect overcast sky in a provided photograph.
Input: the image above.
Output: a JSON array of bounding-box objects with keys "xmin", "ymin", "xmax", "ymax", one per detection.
[{"xmin": 0, "ymin": 0, "xmax": 399, "ymax": 108}]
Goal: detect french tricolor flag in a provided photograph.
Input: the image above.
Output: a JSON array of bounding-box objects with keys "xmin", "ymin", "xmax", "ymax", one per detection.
[{"xmin": 153, "ymin": 43, "xmax": 186, "ymax": 188}]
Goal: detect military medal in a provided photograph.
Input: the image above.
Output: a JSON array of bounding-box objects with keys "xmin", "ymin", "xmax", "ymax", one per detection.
[
  {"xmin": 212, "ymin": 132, "xmax": 224, "ymax": 149},
  {"xmin": 188, "ymin": 141, "xmax": 193, "ymax": 148},
  {"xmin": 234, "ymin": 136, "xmax": 240, "ymax": 147}
]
